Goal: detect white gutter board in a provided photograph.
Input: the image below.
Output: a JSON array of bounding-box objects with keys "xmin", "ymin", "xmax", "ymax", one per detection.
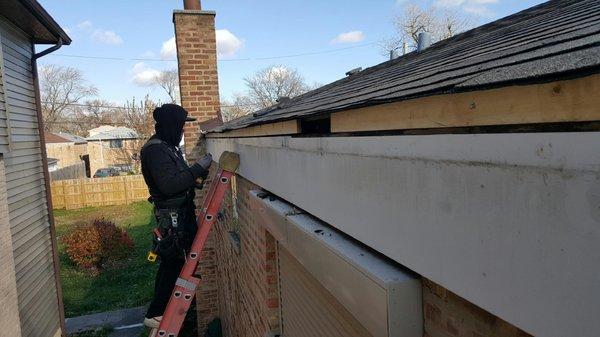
[
  {"xmin": 207, "ymin": 132, "xmax": 600, "ymax": 337},
  {"xmin": 248, "ymin": 190, "xmax": 422, "ymax": 337}
]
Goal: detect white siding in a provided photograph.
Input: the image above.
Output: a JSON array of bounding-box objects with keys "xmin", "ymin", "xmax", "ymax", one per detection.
[
  {"xmin": 208, "ymin": 132, "xmax": 600, "ymax": 337},
  {"xmin": 0, "ymin": 17, "xmax": 61, "ymax": 337}
]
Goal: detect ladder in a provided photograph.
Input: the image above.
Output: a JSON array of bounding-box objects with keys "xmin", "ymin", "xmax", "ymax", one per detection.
[{"xmin": 151, "ymin": 151, "xmax": 240, "ymax": 337}]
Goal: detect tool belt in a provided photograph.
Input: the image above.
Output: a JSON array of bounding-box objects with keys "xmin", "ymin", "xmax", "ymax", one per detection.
[{"xmin": 150, "ymin": 193, "xmax": 196, "ymax": 262}]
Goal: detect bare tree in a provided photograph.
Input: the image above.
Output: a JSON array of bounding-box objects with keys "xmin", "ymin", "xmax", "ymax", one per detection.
[
  {"xmin": 121, "ymin": 95, "xmax": 156, "ymax": 141},
  {"xmin": 40, "ymin": 64, "xmax": 98, "ymax": 131},
  {"xmin": 222, "ymin": 65, "xmax": 313, "ymax": 121},
  {"xmin": 381, "ymin": 2, "xmax": 473, "ymax": 54},
  {"xmin": 112, "ymin": 95, "xmax": 156, "ymax": 173},
  {"xmin": 221, "ymin": 94, "xmax": 254, "ymax": 122},
  {"xmin": 153, "ymin": 69, "xmax": 180, "ymax": 104},
  {"xmin": 245, "ymin": 65, "xmax": 310, "ymax": 109}
]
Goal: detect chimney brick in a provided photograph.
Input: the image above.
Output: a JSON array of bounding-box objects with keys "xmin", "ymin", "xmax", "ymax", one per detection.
[
  {"xmin": 173, "ymin": 8, "xmax": 221, "ymax": 333},
  {"xmin": 173, "ymin": 10, "xmax": 221, "ymax": 162}
]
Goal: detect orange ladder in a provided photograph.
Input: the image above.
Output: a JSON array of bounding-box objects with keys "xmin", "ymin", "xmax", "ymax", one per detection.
[{"xmin": 150, "ymin": 151, "xmax": 239, "ymax": 337}]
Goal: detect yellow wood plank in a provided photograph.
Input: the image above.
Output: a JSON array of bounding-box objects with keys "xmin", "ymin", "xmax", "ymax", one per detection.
[
  {"xmin": 207, "ymin": 119, "xmax": 299, "ymax": 138},
  {"xmin": 331, "ymin": 73, "xmax": 600, "ymax": 133}
]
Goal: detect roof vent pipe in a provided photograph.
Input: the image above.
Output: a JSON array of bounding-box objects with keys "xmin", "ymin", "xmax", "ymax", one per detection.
[
  {"xmin": 417, "ymin": 32, "xmax": 431, "ymax": 52},
  {"xmin": 183, "ymin": 0, "xmax": 201, "ymax": 10},
  {"xmin": 389, "ymin": 49, "xmax": 399, "ymax": 60},
  {"xmin": 345, "ymin": 67, "xmax": 362, "ymax": 76}
]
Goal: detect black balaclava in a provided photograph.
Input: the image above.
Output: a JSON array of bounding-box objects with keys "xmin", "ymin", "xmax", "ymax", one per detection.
[{"xmin": 153, "ymin": 104, "xmax": 195, "ymax": 146}]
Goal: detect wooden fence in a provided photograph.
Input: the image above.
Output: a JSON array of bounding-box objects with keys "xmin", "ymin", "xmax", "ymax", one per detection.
[
  {"xmin": 50, "ymin": 162, "xmax": 87, "ymax": 181},
  {"xmin": 51, "ymin": 175, "xmax": 149, "ymax": 210}
]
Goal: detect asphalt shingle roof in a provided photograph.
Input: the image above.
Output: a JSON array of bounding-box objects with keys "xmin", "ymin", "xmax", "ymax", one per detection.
[
  {"xmin": 86, "ymin": 127, "xmax": 139, "ymax": 141},
  {"xmin": 215, "ymin": 0, "xmax": 600, "ymax": 132}
]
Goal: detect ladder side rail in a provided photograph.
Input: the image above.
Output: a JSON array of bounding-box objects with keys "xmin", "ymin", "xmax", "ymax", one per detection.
[
  {"xmin": 182, "ymin": 169, "xmax": 231, "ymax": 276},
  {"xmin": 157, "ymin": 168, "xmax": 234, "ymax": 337}
]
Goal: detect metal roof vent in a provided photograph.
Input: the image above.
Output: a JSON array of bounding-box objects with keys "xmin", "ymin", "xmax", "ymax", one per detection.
[
  {"xmin": 345, "ymin": 67, "xmax": 362, "ymax": 76},
  {"xmin": 417, "ymin": 32, "xmax": 431, "ymax": 52},
  {"xmin": 276, "ymin": 96, "xmax": 290, "ymax": 105}
]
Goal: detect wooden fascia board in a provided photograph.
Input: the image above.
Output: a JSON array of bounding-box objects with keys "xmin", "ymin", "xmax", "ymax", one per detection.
[
  {"xmin": 331, "ymin": 73, "xmax": 600, "ymax": 133},
  {"xmin": 207, "ymin": 73, "xmax": 600, "ymax": 137},
  {"xmin": 206, "ymin": 120, "xmax": 300, "ymax": 138}
]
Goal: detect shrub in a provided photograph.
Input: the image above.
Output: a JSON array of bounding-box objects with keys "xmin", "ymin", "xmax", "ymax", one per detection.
[{"xmin": 62, "ymin": 218, "xmax": 134, "ymax": 274}]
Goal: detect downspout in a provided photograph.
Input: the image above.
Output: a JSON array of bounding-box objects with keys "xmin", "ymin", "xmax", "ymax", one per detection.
[
  {"xmin": 34, "ymin": 37, "xmax": 63, "ymax": 59},
  {"xmin": 31, "ymin": 38, "xmax": 68, "ymax": 337}
]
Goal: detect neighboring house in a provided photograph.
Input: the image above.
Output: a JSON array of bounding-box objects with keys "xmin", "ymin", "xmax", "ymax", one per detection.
[
  {"xmin": 175, "ymin": 1, "xmax": 600, "ymax": 337},
  {"xmin": 45, "ymin": 131, "xmax": 88, "ymax": 168},
  {"xmin": 0, "ymin": 1, "xmax": 70, "ymax": 336},
  {"xmin": 47, "ymin": 158, "xmax": 59, "ymax": 172},
  {"xmin": 86, "ymin": 125, "xmax": 140, "ymax": 176}
]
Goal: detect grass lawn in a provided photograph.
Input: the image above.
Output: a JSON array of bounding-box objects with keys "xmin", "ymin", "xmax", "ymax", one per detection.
[{"xmin": 55, "ymin": 201, "xmax": 157, "ymax": 318}]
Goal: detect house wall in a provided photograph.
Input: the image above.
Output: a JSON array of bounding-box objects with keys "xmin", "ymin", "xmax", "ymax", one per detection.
[
  {"xmin": 87, "ymin": 139, "xmax": 140, "ymax": 175},
  {"xmin": 0, "ymin": 156, "xmax": 22, "ymax": 336},
  {"xmin": 422, "ymin": 279, "xmax": 530, "ymax": 337},
  {"xmin": 46, "ymin": 142, "xmax": 87, "ymax": 168},
  {"xmin": 214, "ymin": 175, "xmax": 287, "ymax": 337},
  {"xmin": 0, "ymin": 17, "xmax": 62, "ymax": 337},
  {"xmin": 214, "ymin": 172, "xmax": 529, "ymax": 337},
  {"xmin": 207, "ymin": 131, "xmax": 600, "ymax": 337}
]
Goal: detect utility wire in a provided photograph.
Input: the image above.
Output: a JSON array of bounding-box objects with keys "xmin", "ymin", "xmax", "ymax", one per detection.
[
  {"xmin": 47, "ymin": 42, "xmax": 377, "ymax": 63},
  {"xmin": 41, "ymin": 101, "xmax": 236, "ymax": 110}
]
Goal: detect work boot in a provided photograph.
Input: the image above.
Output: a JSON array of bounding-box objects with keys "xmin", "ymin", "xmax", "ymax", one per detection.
[{"xmin": 144, "ymin": 316, "xmax": 162, "ymax": 329}]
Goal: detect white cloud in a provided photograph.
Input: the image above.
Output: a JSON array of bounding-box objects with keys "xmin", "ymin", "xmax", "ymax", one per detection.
[
  {"xmin": 92, "ymin": 29, "xmax": 123, "ymax": 45},
  {"xmin": 160, "ymin": 37, "xmax": 177, "ymax": 60},
  {"xmin": 470, "ymin": 0, "xmax": 498, "ymax": 4},
  {"xmin": 331, "ymin": 30, "xmax": 365, "ymax": 44},
  {"xmin": 464, "ymin": 5, "xmax": 495, "ymax": 17},
  {"xmin": 434, "ymin": 0, "xmax": 498, "ymax": 16},
  {"xmin": 216, "ymin": 29, "xmax": 243, "ymax": 57},
  {"xmin": 77, "ymin": 20, "xmax": 93, "ymax": 30},
  {"xmin": 140, "ymin": 50, "xmax": 156, "ymax": 59},
  {"xmin": 141, "ymin": 51, "xmax": 156, "ymax": 58},
  {"xmin": 159, "ymin": 30, "xmax": 243, "ymax": 60},
  {"xmin": 130, "ymin": 62, "xmax": 161, "ymax": 86}
]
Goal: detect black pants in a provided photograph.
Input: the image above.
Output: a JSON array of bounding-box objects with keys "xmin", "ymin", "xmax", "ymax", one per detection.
[
  {"xmin": 146, "ymin": 207, "xmax": 197, "ymax": 318},
  {"xmin": 146, "ymin": 257, "xmax": 185, "ymax": 318}
]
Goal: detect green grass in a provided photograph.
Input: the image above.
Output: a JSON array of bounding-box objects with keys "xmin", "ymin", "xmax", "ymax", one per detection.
[
  {"xmin": 67, "ymin": 327, "xmax": 113, "ymax": 337},
  {"xmin": 56, "ymin": 201, "xmax": 157, "ymax": 318}
]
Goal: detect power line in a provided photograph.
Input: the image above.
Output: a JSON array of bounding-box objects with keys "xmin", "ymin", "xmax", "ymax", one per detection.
[
  {"xmin": 47, "ymin": 42, "xmax": 377, "ymax": 63},
  {"xmin": 41, "ymin": 101, "xmax": 237, "ymax": 110}
]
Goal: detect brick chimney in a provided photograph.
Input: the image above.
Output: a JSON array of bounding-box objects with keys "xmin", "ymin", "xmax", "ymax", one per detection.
[
  {"xmin": 174, "ymin": 0, "xmax": 221, "ymax": 160},
  {"xmin": 173, "ymin": 0, "xmax": 220, "ymax": 332}
]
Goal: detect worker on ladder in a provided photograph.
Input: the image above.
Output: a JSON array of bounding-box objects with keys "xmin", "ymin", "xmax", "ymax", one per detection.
[{"xmin": 139, "ymin": 103, "xmax": 212, "ymax": 330}]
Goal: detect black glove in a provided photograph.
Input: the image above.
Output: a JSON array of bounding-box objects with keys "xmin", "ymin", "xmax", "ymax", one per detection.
[
  {"xmin": 198, "ymin": 153, "xmax": 213, "ymax": 170},
  {"xmin": 190, "ymin": 153, "xmax": 212, "ymax": 180}
]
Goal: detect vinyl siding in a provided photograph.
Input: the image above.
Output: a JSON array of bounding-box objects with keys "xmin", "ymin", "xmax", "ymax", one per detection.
[
  {"xmin": 0, "ymin": 17, "xmax": 61, "ymax": 337},
  {"xmin": 279, "ymin": 247, "xmax": 373, "ymax": 337}
]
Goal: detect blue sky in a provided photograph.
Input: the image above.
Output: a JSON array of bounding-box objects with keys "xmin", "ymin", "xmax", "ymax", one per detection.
[{"xmin": 37, "ymin": 0, "xmax": 546, "ymax": 105}]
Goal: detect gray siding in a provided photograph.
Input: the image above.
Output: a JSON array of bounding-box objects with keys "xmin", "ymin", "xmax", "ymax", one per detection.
[{"xmin": 0, "ymin": 17, "xmax": 60, "ymax": 337}]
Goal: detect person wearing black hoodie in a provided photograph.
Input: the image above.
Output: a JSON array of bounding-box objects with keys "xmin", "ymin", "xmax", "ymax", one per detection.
[{"xmin": 140, "ymin": 103, "xmax": 212, "ymax": 328}]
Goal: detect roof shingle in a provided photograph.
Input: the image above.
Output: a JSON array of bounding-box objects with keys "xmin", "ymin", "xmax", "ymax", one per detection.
[{"xmin": 215, "ymin": 0, "xmax": 600, "ymax": 132}]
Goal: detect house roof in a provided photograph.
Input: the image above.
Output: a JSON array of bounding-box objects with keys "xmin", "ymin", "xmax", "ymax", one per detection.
[
  {"xmin": 0, "ymin": 0, "xmax": 71, "ymax": 45},
  {"xmin": 58, "ymin": 132, "xmax": 87, "ymax": 144},
  {"xmin": 45, "ymin": 132, "xmax": 87, "ymax": 144},
  {"xmin": 86, "ymin": 126, "xmax": 139, "ymax": 141},
  {"xmin": 214, "ymin": 0, "xmax": 600, "ymax": 133}
]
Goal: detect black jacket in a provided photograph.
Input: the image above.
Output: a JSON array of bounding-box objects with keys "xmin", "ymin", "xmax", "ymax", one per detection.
[{"xmin": 140, "ymin": 136, "xmax": 207, "ymax": 201}]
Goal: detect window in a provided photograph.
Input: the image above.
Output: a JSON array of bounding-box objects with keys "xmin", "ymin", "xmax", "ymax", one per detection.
[{"xmin": 109, "ymin": 139, "xmax": 123, "ymax": 148}]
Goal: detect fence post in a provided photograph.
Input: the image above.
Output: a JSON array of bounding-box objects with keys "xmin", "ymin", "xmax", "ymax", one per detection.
[
  {"xmin": 123, "ymin": 177, "xmax": 129, "ymax": 205},
  {"xmin": 80, "ymin": 178, "xmax": 86, "ymax": 208}
]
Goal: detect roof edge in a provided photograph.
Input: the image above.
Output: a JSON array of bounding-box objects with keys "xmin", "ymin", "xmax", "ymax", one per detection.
[{"xmin": 18, "ymin": 0, "xmax": 71, "ymax": 44}]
